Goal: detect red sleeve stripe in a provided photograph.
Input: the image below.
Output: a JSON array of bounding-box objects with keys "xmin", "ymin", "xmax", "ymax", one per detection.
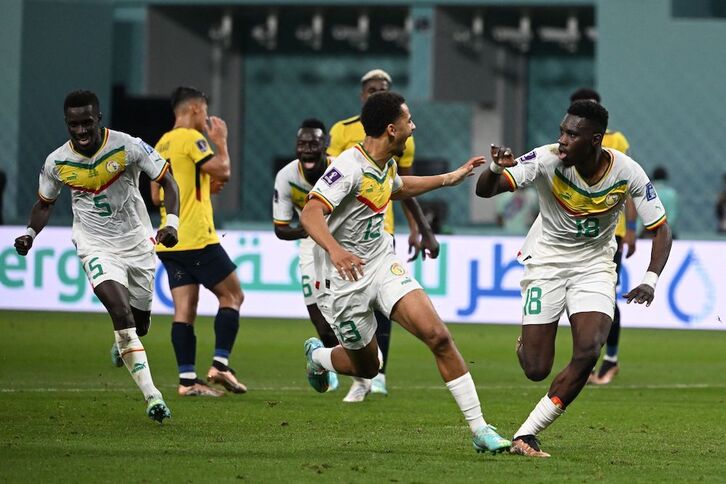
[
  {"xmin": 308, "ymin": 192, "xmax": 334, "ymax": 212},
  {"xmin": 502, "ymin": 169, "xmax": 517, "ymax": 190},
  {"xmin": 644, "ymin": 214, "xmax": 667, "ymax": 230}
]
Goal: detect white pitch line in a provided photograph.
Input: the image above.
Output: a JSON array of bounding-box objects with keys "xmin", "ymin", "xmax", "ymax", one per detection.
[{"xmin": 1, "ymin": 383, "xmax": 724, "ymax": 393}]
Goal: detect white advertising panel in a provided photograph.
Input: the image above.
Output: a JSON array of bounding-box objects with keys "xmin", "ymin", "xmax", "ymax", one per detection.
[{"xmin": 0, "ymin": 226, "xmax": 724, "ymax": 330}]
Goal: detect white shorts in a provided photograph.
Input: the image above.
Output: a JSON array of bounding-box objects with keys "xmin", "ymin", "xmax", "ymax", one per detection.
[
  {"xmin": 316, "ymin": 252, "xmax": 421, "ymax": 350},
  {"xmin": 520, "ymin": 260, "xmax": 617, "ymax": 325},
  {"xmin": 80, "ymin": 247, "xmax": 156, "ymax": 311},
  {"xmin": 299, "ymin": 238, "xmax": 317, "ymax": 306}
]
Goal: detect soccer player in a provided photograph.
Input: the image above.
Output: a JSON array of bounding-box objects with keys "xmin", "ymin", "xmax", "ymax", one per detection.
[
  {"xmin": 301, "ymin": 91, "xmax": 511, "ymax": 454},
  {"xmin": 476, "ymin": 100, "xmax": 672, "ymax": 457},
  {"xmin": 273, "ymin": 118, "xmax": 339, "ymax": 391},
  {"xmin": 151, "ymin": 86, "xmax": 246, "ymax": 397},
  {"xmin": 569, "ymin": 88, "xmax": 637, "ymax": 385},
  {"xmin": 14, "ymin": 90, "xmax": 179, "ymax": 423},
  {"xmin": 328, "ymin": 68, "xmax": 438, "ymax": 401}
]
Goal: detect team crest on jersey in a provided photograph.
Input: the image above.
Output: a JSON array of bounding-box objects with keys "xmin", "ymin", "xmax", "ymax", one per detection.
[
  {"xmin": 106, "ymin": 160, "xmax": 120, "ymax": 174},
  {"xmin": 605, "ymin": 193, "xmax": 620, "ymax": 207},
  {"xmin": 645, "ymin": 182, "xmax": 657, "ymax": 201},
  {"xmin": 322, "ymin": 168, "xmax": 342, "ymax": 186},
  {"xmin": 390, "ymin": 263, "xmax": 406, "ymax": 276},
  {"xmin": 196, "ymin": 139, "xmax": 209, "ymax": 152}
]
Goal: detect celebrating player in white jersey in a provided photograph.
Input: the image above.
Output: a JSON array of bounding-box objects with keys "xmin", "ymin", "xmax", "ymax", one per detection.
[
  {"xmin": 14, "ymin": 90, "xmax": 180, "ymax": 423},
  {"xmin": 476, "ymin": 100, "xmax": 672, "ymax": 457},
  {"xmin": 273, "ymin": 118, "xmax": 339, "ymax": 391},
  {"xmin": 300, "ymin": 91, "xmax": 511, "ymax": 454}
]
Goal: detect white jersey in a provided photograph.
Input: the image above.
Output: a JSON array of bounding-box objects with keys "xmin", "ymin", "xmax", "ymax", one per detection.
[
  {"xmin": 273, "ymin": 157, "xmax": 333, "ymax": 267},
  {"xmin": 309, "ymin": 144, "xmax": 403, "ymax": 267},
  {"xmin": 38, "ymin": 128, "xmax": 168, "ymax": 257},
  {"xmin": 503, "ymin": 144, "xmax": 667, "ymax": 266}
]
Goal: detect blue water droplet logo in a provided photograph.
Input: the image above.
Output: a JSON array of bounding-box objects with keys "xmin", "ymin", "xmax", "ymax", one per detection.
[{"xmin": 667, "ymin": 249, "xmax": 715, "ymax": 323}]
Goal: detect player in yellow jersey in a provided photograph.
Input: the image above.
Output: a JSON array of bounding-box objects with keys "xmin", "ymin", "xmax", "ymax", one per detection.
[
  {"xmin": 328, "ymin": 69, "xmax": 438, "ymax": 400},
  {"xmin": 570, "ymin": 88, "xmax": 637, "ymax": 385},
  {"xmin": 15, "ymin": 90, "xmax": 180, "ymax": 423},
  {"xmin": 477, "ymin": 101, "xmax": 672, "ymax": 457},
  {"xmin": 151, "ymin": 86, "xmax": 246, "ymax": 397}
]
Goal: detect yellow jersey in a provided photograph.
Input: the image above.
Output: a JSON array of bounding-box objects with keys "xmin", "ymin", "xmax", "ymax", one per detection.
[
  {"xmin": 603, "ymin": 130, "xmax": 631, "ymax": 238},
  {"xmin": 155, "ymin": 127, "xmax": 219, "ymax": 251},
  {"xmin": 328, "ymin": 115, "xmax": 415, "ymax": 234}
]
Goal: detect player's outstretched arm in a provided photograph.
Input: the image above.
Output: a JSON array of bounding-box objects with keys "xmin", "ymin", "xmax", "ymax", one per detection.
[
  {"xmin": 155, "ymin": 171, "xmax": 180, "ymax": 248},
  {"xmin": 624, "ymin": 222, "xmax": 672, "ymax": 306},
  {"xmin": 301, "ymin": 198, "xmax": 365, "ymax": 281},
  {"xmin": 15, "ymin": 198, "xmax": 54, "ymax": 256},
  {"xmin": 475, "ymin": 145, "xmax": 517, "ymax": 198},
  {"xmin": 391, "ymin": 156, "xmax": 485, "ymax": 200}
]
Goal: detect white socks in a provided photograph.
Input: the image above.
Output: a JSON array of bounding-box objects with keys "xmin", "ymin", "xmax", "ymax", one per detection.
[
  {"xmin": 446, "ymin": 372, "xmax": 486, "ymax": 433},
  {"xmin": 312, "ymin": 347, "xmax": 336, "ymax": 372},
  {"xmin": 115, "ymin": 328, "xmax": 161, "ymax": 401},
  {"xmin": 514, "ymin": 394, "xmax": 564, "ymax": 439},
  {"xmin": 312, "ymin": 346, "xmax": 383, "ymax": 374},
  {"xmin": 603, "ymin": 354, "xmax": 618, "ymax": 363}
]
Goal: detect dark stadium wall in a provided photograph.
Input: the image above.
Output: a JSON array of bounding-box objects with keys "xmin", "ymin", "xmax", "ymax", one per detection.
[
  {"xmin": 0, "ymin": 0, "xmax": 23, "ymax": 224},
  {"xmin": 598, "ymin": 0, "xmax": 726, "ymax": 234},
  {"xmin": 16, "ymin": 0, "xmax": 114, "ymax": 225}
]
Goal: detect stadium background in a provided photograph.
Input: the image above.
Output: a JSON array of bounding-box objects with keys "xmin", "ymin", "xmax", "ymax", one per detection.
[{"xmin": 2, "ymin": 0, "xmax": 725, "ymax": 237}]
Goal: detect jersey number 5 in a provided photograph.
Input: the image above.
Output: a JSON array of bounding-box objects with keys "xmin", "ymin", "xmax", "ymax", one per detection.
[{"xmin": 93, "ymin": 195, "xmax": 112, "ymax": 217}]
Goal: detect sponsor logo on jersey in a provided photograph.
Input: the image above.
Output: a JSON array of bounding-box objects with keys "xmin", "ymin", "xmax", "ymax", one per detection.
[
  {"xmin": 390, "ymin": 263, "xmax": 405, "ymax": 276},
  {"xmin": 106, "ymin": 160, "xmax": 120, "ymax": 174},
  {"xmin": 195, "ymin": 139, "xmax": 209, "ymax": 152},
  {"xmin": 646, "ymin": 182, "xmax": 657, "ymax": 201},
  {"xmin": 322, "ymin": 168, "xmax": 342, "ymax": 186},
  {"xmin": 140, "ymin": 141, "xmax": 155, "ymax": 155}
]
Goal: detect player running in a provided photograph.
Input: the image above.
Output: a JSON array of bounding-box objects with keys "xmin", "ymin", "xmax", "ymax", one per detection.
[{"xmin": 14, "ymin": 90, "xmax": 180, "ymax": 423}]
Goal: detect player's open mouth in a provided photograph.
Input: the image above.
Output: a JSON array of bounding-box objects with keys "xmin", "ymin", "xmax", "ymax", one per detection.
[
  {"xmin": 76, "ymin": 136, "xmax": 91, "ymax": 147},
  {"xmin": 301, "ymin": 158, "xmax": 317, "ymax": 169},
  {"xmin": 558, "ymin": 148, "xmax": 567, "ymax": 160}
]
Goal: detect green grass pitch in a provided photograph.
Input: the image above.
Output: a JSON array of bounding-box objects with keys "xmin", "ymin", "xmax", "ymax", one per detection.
[{"xmin": 1, "ymin": 310, "xmax": 724, "ymax": 482}]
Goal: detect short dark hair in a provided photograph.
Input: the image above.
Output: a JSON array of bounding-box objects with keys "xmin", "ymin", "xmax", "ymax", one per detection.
[
  {"xmin": 171, "ymin": 86, "xmax": 208, "ymax": 111},
  {"xmin": 653, "ymin": 166, "xmax": 669, "ymax": 181},
  {"xmin": 567, "ymin": 100, "xmax": 609, "ymax": 134},
  {"xmin": 570, "ymin": 88, "xmax": 601, "ymax": 103},
  {"xmin": 64, "ymin": 90, "xmax": 99, "ymax": 113},
  {"xmin": 299, "ymin": 118, "xmax": 326, "ymax": 134},
  {"xmin": 361, "ymin": 91, "xmax": 406, "ymax": 137}
]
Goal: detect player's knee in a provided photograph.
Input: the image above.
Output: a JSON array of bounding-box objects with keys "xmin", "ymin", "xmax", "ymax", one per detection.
[
  {"xmin": 572, "ymin": 346, "xmax": 601, "ymax": 370},
  {"xmin": 108, "ymin": 305, "xmax": 134, "ymax": 328},
  {"xmin": 523, "ymin": 363, "xmax": 552, "ymax": 382},
  {"xmin": 425, "ymin": 327, "xmax": 453, "ymax": 355},
  {"xmin": 358, "ymin": 363, "xmax": 379, "ymax": 379}
]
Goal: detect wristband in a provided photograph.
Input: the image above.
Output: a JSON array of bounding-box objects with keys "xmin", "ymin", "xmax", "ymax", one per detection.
[
  {"xmin": 626, "ymin": 221, "xmax": 637, "ymax": 231},
  {"xmin": 165, "ymin": 214, "xmax": 179, "ymax": 230},
  {"xmin": 26, "ymin": 227, "xmax": 37, "ymax": 240},
  {"xmin": 641, "ymin": 271, "xmax": 658, "ymax": 289},
  {"xmin": 489, "ymin": 162, "xmax": 504, "ymax": 174}
]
